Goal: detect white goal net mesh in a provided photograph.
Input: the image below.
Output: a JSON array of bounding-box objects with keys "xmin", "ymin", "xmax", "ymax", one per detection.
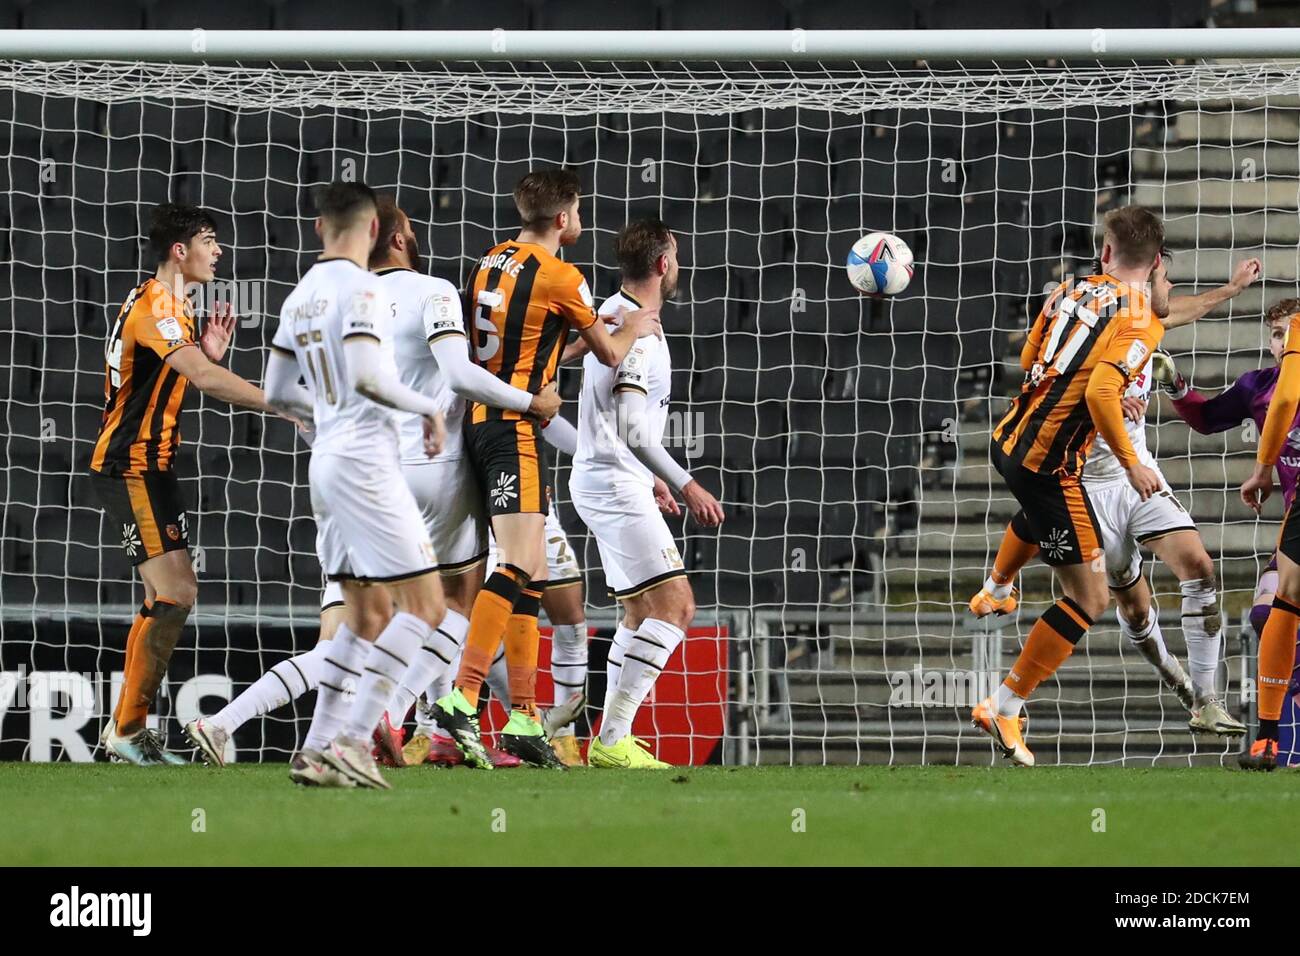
[{"xmin": 1, "ymin": 58, "xmax": 1295, "ymax": 765}]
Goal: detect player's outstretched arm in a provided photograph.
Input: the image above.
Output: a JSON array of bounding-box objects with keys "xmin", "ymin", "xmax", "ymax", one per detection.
[
  {"xmin": 428, "ymin": 334, "xmax": 559, "ymax": 420},
  {"xmin": 165, "ymin": 344, "xmax": 272, "ymax": 413},
  {"xmin": 1244, "ymin": 345, "xmax": 1300, "ymax": 512},
  {"xmin": 1154, "ymin": 349, "xmax": 1253, "ymax": 435},
  {"xmin": 578, "ymin": 308, "xmax": 661, "ymax": 367},
  {"xmin": 541, "ymin": 412, "xmax": 577, "ymax": 456},
  {"xmin": 612, "ymin": 387, "xmax": 723, "ymax": 526},
  {"xmin": 1163, "ymin": 257, "xmax": 1261, "ymax": 330}
]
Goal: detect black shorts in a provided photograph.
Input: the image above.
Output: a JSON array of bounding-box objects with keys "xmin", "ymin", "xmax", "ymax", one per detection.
[
  {"xmin": 1278, "ymin": 501, "xmax": 1300, "ymax": 567},
  {"xmin": 89, "ymin": 469, "xmax": 190, "ymax": 566},
  {"xmin": 992, "ymin": 447, "xmax": 1102, "ymax": 568},
  {"xmin": 466, "ymin": 418, "xmax": 550, "ymax": 517}
]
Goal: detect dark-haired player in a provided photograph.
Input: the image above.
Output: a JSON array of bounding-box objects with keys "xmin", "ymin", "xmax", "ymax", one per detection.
[
  {"xmin": 91, "ymin": 203, "xmax": 279, "ymax": 766},
  {"xmin": 432, "ymin": 168, "xmax": 661, "ymax": 768},
  {"xmin": 263, "ymin": 182, "xmax": 451, "ymax": 789}
]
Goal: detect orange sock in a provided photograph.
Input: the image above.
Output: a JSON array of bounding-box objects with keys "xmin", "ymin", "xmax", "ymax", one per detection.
[
  {"xmin": 1258, "ymin": 595, "xmax": 1300, "ymax": 722},
  {"xmin": 113, "ymin": 601, "xmax": 151, "ymax": 729},
  {"xmin": 992, "ymin": 514, "xmax": 1039, "ymax": 586},
  {"xmin": 456, "ymin": 565, "xmax": 527, "ymax": 709},
  {"xmin": 505, "ymin": 587, "xmax": 543, "ymax": 719},
  {"xmin": 1004, "ymin": 597, "xmax": 1092, "ymax": 699},
  {"xmin": 117, "ymin": 597, "xmax": 190, "ymax": 735}
]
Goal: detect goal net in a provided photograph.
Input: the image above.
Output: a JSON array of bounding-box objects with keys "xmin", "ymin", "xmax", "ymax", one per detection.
[{"xmin": 0, "ymin": 53, "xmax": 1292, "ymax": 765}]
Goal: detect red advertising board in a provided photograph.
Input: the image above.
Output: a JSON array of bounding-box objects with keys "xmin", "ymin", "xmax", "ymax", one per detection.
[{"xmin": 479, "ymin": 624, "xmax": 730, "ymax": 765}]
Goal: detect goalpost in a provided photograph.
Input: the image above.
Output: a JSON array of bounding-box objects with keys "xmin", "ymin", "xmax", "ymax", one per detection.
[{"xmin": 1, "ymin": 29, "xmax": 1296, "ymax": 766}]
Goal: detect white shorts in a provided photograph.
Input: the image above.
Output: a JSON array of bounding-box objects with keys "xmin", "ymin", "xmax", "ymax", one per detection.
[
  {"xmin": 311, "ymin": 451, "xmax": 437, "ymax": 583},
  {"xmin": 1086, "ymin": 470, "xmax": 1197, "ymax": 589},
  {"xmin": 401, "ymin": 456, "xmax": 490, "ymax": 575},
  {"xmin": 486, "ymin": 507, "xmax": 582, "ymax": 587},
  {"xmin": 321, "ymin": 580, "xmax": 344, "ymax": 611},
  {"xmin": 571, "ymin": 481, "xmax": 686, "ymax": 599}
]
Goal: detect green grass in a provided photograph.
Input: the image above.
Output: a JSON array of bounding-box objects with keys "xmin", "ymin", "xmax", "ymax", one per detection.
[{"xmin": 1, "ymin": 763, "xmax": 1294, "ymax": 866}]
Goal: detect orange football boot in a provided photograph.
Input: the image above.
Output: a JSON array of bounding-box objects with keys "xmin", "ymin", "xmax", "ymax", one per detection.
[{"xmin": 972, "ymin": 696, "xmax": 1034, "ymax": 767}]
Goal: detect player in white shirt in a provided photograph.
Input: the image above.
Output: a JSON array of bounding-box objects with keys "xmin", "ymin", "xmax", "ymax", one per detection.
[
  {"xmin": 360, "ymin": 197, "xmax": 563, "ymax": 766},
  {"xmin": 569, "ymin": 219, "xmax": 724, "ymax": 768},
  {"xmin": 261, "ymin": 182, "xmax": 454, "ymax": 789},
  {"xmin": 970, "ymin": 255, "xmax": 1260, "ymax": 736}
]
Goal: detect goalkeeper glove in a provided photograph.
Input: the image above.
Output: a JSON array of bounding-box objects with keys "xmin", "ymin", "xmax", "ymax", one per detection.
[{"xmin": 1150, "ymin": 349, "xmax": 1188, "ymax": 400}]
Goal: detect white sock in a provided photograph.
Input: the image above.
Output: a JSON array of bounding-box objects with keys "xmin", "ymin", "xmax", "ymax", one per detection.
[
  {"xmin": 340, "ymin": 612, "xmax": 425, "ymax": 741},
  {"xmin": 1180, "ymin": 577, "xmax": 1223, "ymax": 702},
  {"xmin": 210, "ymin": 639, "xmax": 333, "ymax": 734},
  {"xmin": 414, "ymin": 609, "xmax": 469, "ymax": 733},
  {"xmin": 304, "ymin": 626, "xmax": 369, "ymax": 751},
  {"xmin": 550, "ymin": 621, "xmax": 588, "ymax": 735},
  {"xmin": 485, "ymin": 647, "xmax": 510, "ymax": 712},
  {"xmin": 385, "ymin": 616, "xmax": 462, "ymax": 727},
  {"xmin": 1118, "ymin": 605, "xmax": 1181, "ymax": 686},
  {"xmin": 994, "ymin": 682, "xmax": 1024, "ymax": 718},
  {"xmin": 984, "ymin": 574, "xmax": 1012, "ymax": 601},
  {"xmin": 603, "ymin": 624, "xmax": 635, "ymax": 725},
  {"xmin": 600, "ymin": 619, "xmax": 684, "ymax": 746}
]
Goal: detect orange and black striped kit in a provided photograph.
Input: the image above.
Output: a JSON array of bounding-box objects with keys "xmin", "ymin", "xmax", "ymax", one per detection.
[
  {"xmin": 463, "ymin": 240, "xmax": 597, "ymax": 515},
  {"xmin": 89, "ymin": 277, "xmax": 197, "ymax": 562},
  {"xmin": 991, "ymin": 275, "xmax": 1163, "ymax": 567}
]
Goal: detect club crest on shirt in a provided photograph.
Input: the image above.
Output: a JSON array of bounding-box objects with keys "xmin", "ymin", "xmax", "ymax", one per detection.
[{"xmin": 165, "ymin": 523, "xmax": 180, "ymax": 542}]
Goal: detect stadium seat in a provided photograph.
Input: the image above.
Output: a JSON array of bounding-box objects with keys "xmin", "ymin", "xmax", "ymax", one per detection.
[
  {"xmin": 535, "ymin": 0, "xmax": 660, "ymax": 31},
  {"xmin": 665, "ymin": 0, "xmax": 788, "ymax": 29},
  {"xmin": 146, "ymin": 0, "xmax": 272, "ymax": 28},
  {"xmin": 401, "ymin": 0, "xmax": 534, "ymax": 29},
  {"xmin": 275, "ymin": 0, "xmax": 401, "ymax": 29},
  {"xmin": 1046, "ymin": 0, "xmax": 1178, "ymax": 28},
  {"xmin": 922, "ymin": 0, "xmax": 1048, "ymax": 29},
  {"xmin": 789, "ymin": 0, "xmax": 916, "ymax": 28},
  {"xmin": 22, "ymin": 0, "xmax": 144, "ymax": 28}
]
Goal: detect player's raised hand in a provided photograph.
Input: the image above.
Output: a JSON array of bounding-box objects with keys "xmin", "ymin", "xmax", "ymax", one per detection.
[
  {"xmin": 422, "ymin": 411, "xmax": 447, "ymax": 458},
  {"xmin": 1124, "ymin": 461, "xmax": 1162, "ymax": 502},
  {"xmin": 1240, "ymin": 463, "xmax": 1274, "ymax": 514},
  {"xmin": 1229, "ymin": 257, "xmax": 1263, "ymax": 293},
  {"xmin": 527, "ymin": 381, "xmax": 562, "ymax": 421},
  {"xmin": 1121, "ymin": 396, "xmax": 1147, "ymax": 423},
  {"xmin": 200, "ymin": 300, "xmax": 237, "ymax": 363},
  {"xmin": 653, "ymin": 475, "xmax": 681, "ymax": 516},
  {"xmin": 681, "ymin": 479, "xmax": 724, "ymax": 527},
  {"xmin": 621, "ymin": 307, "xmax": 662, "ymax": 340}
]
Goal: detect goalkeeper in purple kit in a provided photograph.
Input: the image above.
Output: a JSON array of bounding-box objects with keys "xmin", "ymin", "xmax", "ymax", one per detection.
[{"xmin": 1159, "ymin": 298, "xmax": 1300, "ymax": 757}]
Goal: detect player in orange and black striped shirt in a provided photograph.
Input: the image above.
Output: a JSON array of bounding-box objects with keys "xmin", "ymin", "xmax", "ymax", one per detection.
[
  {"xmin": 90, "ymin": 203, "xmax": 276, "ymax": 765},
  {"xmin": 972, "ymin": 206, "xmax": 1168, "ymax": 769},
  {"xmin": 434, "ymin": 169, "xmax": 661, "ymax": 767}
]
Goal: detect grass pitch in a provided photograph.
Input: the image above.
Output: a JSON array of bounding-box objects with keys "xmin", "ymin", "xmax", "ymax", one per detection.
[{"xmin": 1, "ymin": 763, "xmax": 1293, "ymax": 866}]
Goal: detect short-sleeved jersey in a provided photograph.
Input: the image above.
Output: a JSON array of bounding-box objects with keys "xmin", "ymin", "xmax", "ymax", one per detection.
[
  {"xmin": 379, "ymin": 267, "xmax": 467, "ymax": 464},
  {"xmin": 271, "ymin": 258, "xmax": 399, "ymax": 461},
  {"xmin": 464, "ymin": 240, "xmax": 597, "ymax": 425},
  {"xmin": 993, "ymin": 275, "xmax": 1164, "ymax": 477},
  {"xmin": 91, "ymin": 277, "xmax": 198, "ymax": 476},
  {"xmin": 1081, "ymin": 355, "xmax": 1157, "ymax": 483},
  {"xmin": 571, "ymin": 289, "xmax": 673, "ymax": 492}
]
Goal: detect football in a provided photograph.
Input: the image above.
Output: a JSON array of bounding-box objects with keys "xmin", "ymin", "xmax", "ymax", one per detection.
[{"xmin": 847, "ymin": 231, "xmax": 914, "ymax": 296}]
